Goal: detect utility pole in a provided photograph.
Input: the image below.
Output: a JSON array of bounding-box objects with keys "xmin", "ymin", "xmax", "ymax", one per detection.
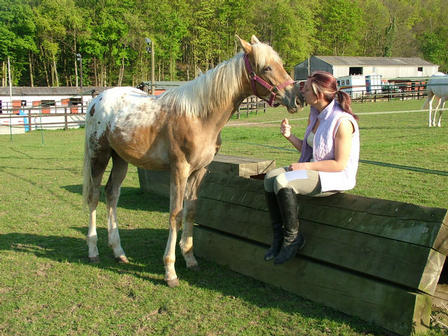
[
  {"xmin": 145, "ymin": 37, "xmax": 155, "ymax": 94},
  {"xmin": 76, "ymin": 53, "xmax": 83, "ymax": 90}
]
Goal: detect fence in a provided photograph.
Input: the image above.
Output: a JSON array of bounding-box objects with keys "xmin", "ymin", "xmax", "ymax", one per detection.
[
  {"xmin": 349, "ymin": 82, "xmax": 428, "ymax": 103},
  {"xmin": 235, "ymin": 96, "xmax": 266, "ymax": 119},
  {"xmin": 0, "ymin": 105, "xmax": 87, "ymax": 134}
]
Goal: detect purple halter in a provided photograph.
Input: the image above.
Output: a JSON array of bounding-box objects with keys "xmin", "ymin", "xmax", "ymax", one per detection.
[{"xmin": 243, "ymin": 53, "xmax": 294, "ymax": 106}]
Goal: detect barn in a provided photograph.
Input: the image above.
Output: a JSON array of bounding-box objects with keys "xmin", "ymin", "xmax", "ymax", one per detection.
[{"xmin": 294, "ymin": 56, "xmax": 439, "ymax": 81}]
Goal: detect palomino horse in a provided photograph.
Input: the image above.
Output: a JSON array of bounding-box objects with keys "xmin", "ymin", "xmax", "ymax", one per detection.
[
  {"xmin": 423, "ymin": 72, "xmax": 448, "ymax": 127},
  {"xmin": 82, "ymin": 35, "xmax": 303, "ymax": 287}
]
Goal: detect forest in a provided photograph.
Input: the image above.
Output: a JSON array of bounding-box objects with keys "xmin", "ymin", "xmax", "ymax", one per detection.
[{"xmin": 1, "ymin": 0, "xmax": 448, "ymax": 87}]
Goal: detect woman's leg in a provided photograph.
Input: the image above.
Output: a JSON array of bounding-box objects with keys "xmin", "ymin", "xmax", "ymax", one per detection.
[
  {"xmin": 263, "ymin": 168, "xmax": 288, "ymax": 261},
  {"xmin": 272, "ymin": 170, "xmax": 322, "ymax": 264}
]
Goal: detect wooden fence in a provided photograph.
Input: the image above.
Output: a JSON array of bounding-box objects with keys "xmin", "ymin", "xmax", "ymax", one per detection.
[
  {"xmin": 0, "ymin": 105, "xmax": 87, "ymax": 133},
  {"xmin": 235, "ymin": 96, "xmax": 266, "ymax": 118}
]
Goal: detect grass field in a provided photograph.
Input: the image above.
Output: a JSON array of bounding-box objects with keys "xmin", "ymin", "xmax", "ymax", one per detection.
[{"xmin": 0, "ymin": 98, "xmax": 447, "ymax": 335}]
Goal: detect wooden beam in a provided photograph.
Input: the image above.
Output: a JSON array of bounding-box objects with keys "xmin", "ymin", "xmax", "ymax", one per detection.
[{"xmin": 194, "ymin": 227, "xmax": 431, "ymax": 336}]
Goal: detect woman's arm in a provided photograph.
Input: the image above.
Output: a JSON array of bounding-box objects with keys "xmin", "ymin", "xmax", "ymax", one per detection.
[
  {"xmin": 281, "ymin": 117, "xmax": 309, "ymax": 152},
  {"xmin": 289, "ymin": 119, "xmax": 354, "ymax": 172}
]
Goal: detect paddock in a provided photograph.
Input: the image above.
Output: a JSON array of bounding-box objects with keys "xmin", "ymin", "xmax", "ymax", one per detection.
[{"xmin": 0, "ymin": 98, "xmax": 447, "ymax": 335}]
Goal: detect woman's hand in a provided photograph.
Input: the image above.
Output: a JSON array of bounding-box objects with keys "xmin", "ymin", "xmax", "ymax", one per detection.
[
  {"xmin": 280, "ymin": 118, "xmax": 291, "ymax": 138},
  {"xmin": 288, "ymin": 162, "xmax": 309, "ymax": 171}
]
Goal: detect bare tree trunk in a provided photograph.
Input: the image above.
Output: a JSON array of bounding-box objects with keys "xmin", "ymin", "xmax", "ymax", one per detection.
[
  {"xmin": 40, "ymin": 45, "xmax": 50, "ymax": 87},
  {"xmin": 94, "ymin": 58, "xmax": 98, "ymax": 86},
  {"xmin": 29, "ymin": 53, "xmax": 34, "ymax": 87},
  {"xmin": 118, "ymin": 56, "xmax": 124, "ymax": 86},
  {"xmin": 2, "ymin": 61, "xmax": 5, "ymax": 86},
  {"xmin": 52, "ymin": 56, "xmax": 59, "ymax": 86}
]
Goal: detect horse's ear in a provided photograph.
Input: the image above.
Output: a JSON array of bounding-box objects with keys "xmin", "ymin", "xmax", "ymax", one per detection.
[
  {"xmin": 251, "ymin": 35, "xmax": 260, "ymax": 44},
  {"xmin": 236, "ymin": 34, "xmax": 252, "ymax": 54}
]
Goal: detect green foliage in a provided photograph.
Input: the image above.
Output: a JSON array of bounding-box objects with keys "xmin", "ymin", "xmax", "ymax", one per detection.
[{"xmin": 1, "ymin": 0, "xmax": 447, "ymax": 85}]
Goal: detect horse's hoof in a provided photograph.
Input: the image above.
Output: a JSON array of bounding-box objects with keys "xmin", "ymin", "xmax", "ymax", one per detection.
[
  {"xmin": 89, "ymin": 256, "xmax": 100, "ymax": 263},
  {"xmin": 115, "ymin": 255, "xmax": 129, "ymax": 264},
  {"xmin": 188, "ymin": 265, "xmax": 200, "ymax": 272},
  {"xmin": 166, "ymin": 278, "xmax": 180, "ymax": 288}
]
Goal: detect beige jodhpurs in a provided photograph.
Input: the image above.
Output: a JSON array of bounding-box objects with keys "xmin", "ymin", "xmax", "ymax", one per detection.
[{"xmin": 264, "ymin": 167, "xmax": 335, "ymax": 197}]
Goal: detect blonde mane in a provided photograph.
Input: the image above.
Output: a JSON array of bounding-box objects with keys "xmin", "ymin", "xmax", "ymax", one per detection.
[{"xmin": 159, "ymin": 41, "xmax": 281, "ymax": 118}]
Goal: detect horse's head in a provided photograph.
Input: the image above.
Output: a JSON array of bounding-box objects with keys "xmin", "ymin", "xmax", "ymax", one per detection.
[{"xmin": 237, "ymin": 35, "xmax": 304, "ymax": 114}]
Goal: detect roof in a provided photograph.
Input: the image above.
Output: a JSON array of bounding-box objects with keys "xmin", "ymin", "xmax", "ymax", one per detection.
[{"xmin": 312, "ymin": 56, "xmax": 436, "ymax": 66}]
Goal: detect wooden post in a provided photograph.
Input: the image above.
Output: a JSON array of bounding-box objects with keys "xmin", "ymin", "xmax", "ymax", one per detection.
[
  {"xmin": 27, "ymin": 108, "xmax": 32, "ymax": 131},
  {"xmin": 64, "ymin": 107, "xmax": 68, "ymax": 130}
]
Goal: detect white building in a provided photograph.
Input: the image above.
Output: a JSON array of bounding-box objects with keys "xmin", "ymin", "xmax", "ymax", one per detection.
[{"xmin": 294, "ymin": 56, "xmax": 439, "ymax": 81}]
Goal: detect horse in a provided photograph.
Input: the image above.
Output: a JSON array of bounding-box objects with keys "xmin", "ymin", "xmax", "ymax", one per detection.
[
  {"xmin": 82, "ymin": 35, "xmax": 304, "ymax": 287},
  {"xmin": 423, "ymin": 72, "xmax": 448, "ymax": 127}
]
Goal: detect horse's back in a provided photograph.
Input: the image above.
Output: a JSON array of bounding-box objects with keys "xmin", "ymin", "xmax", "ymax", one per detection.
[
  {"xmin": 428, "ymin": 73, "xmax": 448, "ymax": 97},
  {"xmin": 86, "ymin": 87, "xmax": 161, "ymax": 135}
]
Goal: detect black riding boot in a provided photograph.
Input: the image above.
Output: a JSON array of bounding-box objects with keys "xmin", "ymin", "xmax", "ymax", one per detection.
[
  {"xmin": 264, "ymin": 191, "xmax": 284, "ymax": 261},
  {"xmin": 274, "ymin": 188, "xmax": 305, "ymax": 265}
]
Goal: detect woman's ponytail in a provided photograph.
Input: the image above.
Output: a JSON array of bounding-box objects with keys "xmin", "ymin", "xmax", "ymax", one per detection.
[{"xmin": 336, "ymin": 90, "xmax": 358, "ymax": 121}]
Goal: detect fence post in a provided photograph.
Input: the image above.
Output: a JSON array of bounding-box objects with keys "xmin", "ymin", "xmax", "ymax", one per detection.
[
  {"xmin": 64, "ymin": 107, "xmax": 68, "ymax": 130},
  {"xmin": 255, "ymin": 97, "xmax": 258, "ymax": 115},
  {"xmin": 28, "ymin": 108, "xmax": 32, "ymax": 131}
]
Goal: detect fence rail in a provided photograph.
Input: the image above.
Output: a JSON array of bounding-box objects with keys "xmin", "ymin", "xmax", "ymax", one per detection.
[{"xmin": 0, "ymin": 105, "xmax": 87, "ymax": 133}]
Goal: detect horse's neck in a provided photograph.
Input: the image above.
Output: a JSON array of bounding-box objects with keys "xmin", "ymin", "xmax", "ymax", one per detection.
[{"xmin": 205, "ymin": 57, "xmax": 251, "ymax": 129}]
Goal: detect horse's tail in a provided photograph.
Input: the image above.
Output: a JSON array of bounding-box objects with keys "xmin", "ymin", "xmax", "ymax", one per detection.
[
  {"xmin": 82, "ymin": 101, "xmax": 96, "ymax": 207},
  {"xmin": 422, "ymin": 90, "xmax": 434, "ymax": 109}
]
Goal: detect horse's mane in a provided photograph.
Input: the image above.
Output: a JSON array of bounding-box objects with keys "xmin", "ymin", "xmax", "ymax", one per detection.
[{"xmin": 158, "ymin": 42, "xmax": 281, "ymax": 118}]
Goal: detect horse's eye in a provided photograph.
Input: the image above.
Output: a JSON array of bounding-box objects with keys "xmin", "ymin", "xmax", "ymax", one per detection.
[{"xmin": 263, "ymin": 66, "xmax": 272, "ymax": 73}]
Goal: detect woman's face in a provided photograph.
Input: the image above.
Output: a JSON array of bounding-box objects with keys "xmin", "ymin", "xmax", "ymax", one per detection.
[{"xmin": 302, "ymin": 80, "xmax": 318, "ymax": 106}]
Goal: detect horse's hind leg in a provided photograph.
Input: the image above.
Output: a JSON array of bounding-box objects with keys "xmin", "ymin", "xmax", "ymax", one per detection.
[
  {"xmin": 428, "ymin": 94, "xmax": 435, "ymax": 127},
  {"xmin": 180, "ymin": 166, "xmax": 207, "ymax": 271},
  {"xmin": 437, "ymin": 98, "xmax": 445, "ymax": 127},
  {"xmin": 105, "ymin": 152, "xmax": 129, "ymax": 263},
  {"xmin": 85, "ymin": 152, "xmax": 111, "ymax": 263}
]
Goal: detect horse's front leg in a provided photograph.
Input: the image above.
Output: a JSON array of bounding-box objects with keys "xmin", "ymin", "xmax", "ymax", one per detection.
[
  {"xmin": 164, "ymin": 164, "xmax": 189, "ymax": 288},
  {"xmin": 180, "ymin": 166, "xmax": 208, "ymax": 271}
]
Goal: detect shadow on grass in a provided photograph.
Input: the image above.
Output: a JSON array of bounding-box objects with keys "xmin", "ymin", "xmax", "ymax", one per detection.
[
  {"xmin": 63, "ymin": 184, "xmax": 170, "ymax": 212},
  {"xmin": 0, "ymin": 226, "xmax": 384, "ymax": 335},
  {"xmin": 2, "ymin": 186, "xmax": 385, "ymax": 335},
  {"xmin": 360, "ymin": 159, "xmax": 448, "ymax": 176}
]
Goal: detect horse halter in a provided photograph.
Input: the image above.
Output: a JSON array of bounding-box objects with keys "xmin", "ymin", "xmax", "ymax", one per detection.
[{"xmin": 243, "ymin": 53, "xmax": 295, "ymax": 106}]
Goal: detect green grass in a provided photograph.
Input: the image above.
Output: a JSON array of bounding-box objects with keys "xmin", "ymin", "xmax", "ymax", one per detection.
[{"xmin": 0, "ymin": 98, "xmax": 447, "ymax": 335}]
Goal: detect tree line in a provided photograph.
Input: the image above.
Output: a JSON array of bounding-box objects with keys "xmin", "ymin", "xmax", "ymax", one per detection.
[{"xmin": 1, "ymin": 0, "xmax": 448, "ymax": 88}]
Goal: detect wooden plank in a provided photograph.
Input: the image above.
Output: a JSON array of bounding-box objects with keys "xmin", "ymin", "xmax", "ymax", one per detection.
[
  {"xmin": 193, "ymin": 227, "xmax": 431, "ymax": 336},
  {"xmin": 195, "ymin": 198, "xmax": 446, "ymax": 295},
  {"xmin": 197, "ymin": 175, "xmax": 448, "ymax": 253},
  {"xmin": 137, "ymin": 155, "xmax": 275, "ymax": 198}
]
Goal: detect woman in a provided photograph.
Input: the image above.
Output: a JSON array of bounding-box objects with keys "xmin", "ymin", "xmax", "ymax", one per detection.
[{"xmin": 264, "ymin": 71, "xmax": 360, "ymax": 265}]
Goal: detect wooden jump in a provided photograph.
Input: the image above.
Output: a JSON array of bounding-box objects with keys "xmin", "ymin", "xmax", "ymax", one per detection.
[{"xmin": 138, "ymin": 155, "xmax": 448, "ymax": 336}]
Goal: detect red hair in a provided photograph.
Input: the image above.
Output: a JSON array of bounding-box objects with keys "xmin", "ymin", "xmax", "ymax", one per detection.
[{"xmin": 308, "ymin": 71, "xmax": 359, "ymax": 121}]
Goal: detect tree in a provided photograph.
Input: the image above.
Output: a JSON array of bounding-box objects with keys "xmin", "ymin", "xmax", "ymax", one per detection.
[
  {"xmin": 0, "ymin": 0, "xmax": 37, "ymax": 85},
  {"xmin": 314, "ymin": 0, "xmax": 365, "ymax": 56}
]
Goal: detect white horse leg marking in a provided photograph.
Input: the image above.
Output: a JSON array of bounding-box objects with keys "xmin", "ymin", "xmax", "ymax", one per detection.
[
  {"xmin": 437, "ymin": 98, "xmax": 445, "ymax": 127},
  {"xmin": 434, "ymin": 96, "xmax": 442, "ymax": 127},
  {"xmin": 105, "ymin": 154, "xmax": 129, "ymax": 263},
  {"xmin": 429, "ymin": 94, "xmax": 435, "ymax": 127},
  {"xmin": 87, "ymin": 206, "xmax": 99, "ymax": 262},
  {"xmin": 85, "ymin": 152, "xmax": 110, "ymax": 263},
  {"xmin": 180, "ymin": 167, "xmax": 207, "ymax": 270}
]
